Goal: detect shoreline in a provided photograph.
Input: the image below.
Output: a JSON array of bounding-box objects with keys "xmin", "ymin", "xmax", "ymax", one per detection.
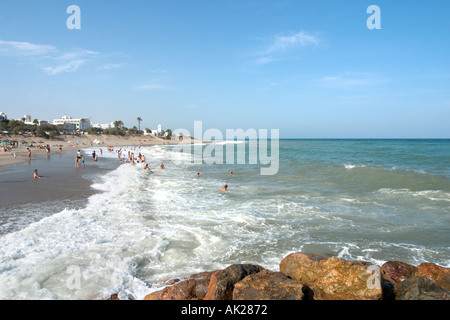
[
  {"xmin": 0, "ymin": 133, "xmax": 184, "ymax": 234},
  {"xmin": 0, "ymin": 133, "xmax": 182, "ymax": 171}
]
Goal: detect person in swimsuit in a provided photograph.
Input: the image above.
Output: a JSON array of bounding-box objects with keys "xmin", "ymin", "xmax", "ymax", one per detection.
[{"xmin": 33, "ymin": 169, "xmax": 42, "ymax": 179}]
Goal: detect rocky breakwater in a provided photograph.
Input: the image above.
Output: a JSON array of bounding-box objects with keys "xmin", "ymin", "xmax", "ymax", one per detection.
[{"xmin": 143, "ymin": 252, "xmax": 450, "ymax": 300}]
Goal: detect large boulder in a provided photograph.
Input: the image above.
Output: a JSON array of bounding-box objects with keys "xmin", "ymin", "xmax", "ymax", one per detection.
[
  {"xmin": 233, "ymin": 269, "xmax": 313, "ymax": 300},
  {"xmin": 204, "ymin": 264, "xmax": 265, "ymax": 300},
  {"xmin": 381, "ymin": 261, "xmax": 417, "ymax": 283},
  {"xmin": 416, "ymin": 263, "xmax": 450, "ymax": 291},
  {"xmin": 280, "ymin": 252, "xmax": 383, "ymax": 300},
  {"xmin": 144, "ymin": 271, "xmax": 215, "ymax": 300},
  {"xmin": 395, "ymin": 276, "xmax": 450, "ymax": 300}
]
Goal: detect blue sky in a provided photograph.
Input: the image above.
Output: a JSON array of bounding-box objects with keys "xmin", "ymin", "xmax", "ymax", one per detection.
[{"xmin": 0, "ymin": 0, "xmax": 449, "ymax": 138}]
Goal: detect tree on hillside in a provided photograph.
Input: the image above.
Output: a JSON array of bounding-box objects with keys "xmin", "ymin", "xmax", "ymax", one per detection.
[
  {"xmin": 137, "ymin": 117, "xmax": 142, "ymax": 131},
  {"xmin": 114, "ymin": 120, "xmax": 124, "ymax": 129}
]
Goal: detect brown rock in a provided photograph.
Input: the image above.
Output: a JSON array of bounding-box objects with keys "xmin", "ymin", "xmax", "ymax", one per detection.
[
  {"xmin": 416, "ymin": 263, "xmax": 450, "ymax": 291},
  {"xmin": 204, "ymin": 264, "xmax": 265, "ymax": 300},
  {"xmin": 144, "ymin": 290, "xmax": 162, "ymax": 300},
  {"xmin": 280, "ymin": 252, "xmax": 383, "ymax": 300},
  {"xmin": 144, "ymin": 271, "xmax": 215, "ymax": 300},
  {"xmin": 233, "ymin": 269, "xmax": 313, "ymax": 300},
  {"xmin": 108, "ymin": 293, "xmax": 120, "ymax": 300},
  {"xmin": 395, "ymin": 276, "xmax": 450, "ymax": 300},
  {"xmin": 381, "ymin": 261, "xmax": 417, "ymax": 283}
]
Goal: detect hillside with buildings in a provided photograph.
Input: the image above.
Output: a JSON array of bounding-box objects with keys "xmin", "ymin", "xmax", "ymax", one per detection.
[{"xmin": 0, "ymin": 112, "xmax": 169, "ymax": 138}]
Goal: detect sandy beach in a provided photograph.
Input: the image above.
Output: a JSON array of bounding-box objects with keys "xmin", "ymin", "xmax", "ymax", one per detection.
[{"xmin": 0, "ymin": 133, "xmax": 182, "ymax": 170}]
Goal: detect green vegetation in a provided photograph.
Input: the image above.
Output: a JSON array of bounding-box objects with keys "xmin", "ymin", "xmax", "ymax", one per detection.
[
  {"xmin": 0, "ymin": 119, "xmax": 59, "ymax": 138},
  {"xmin": 0, "ymin": 118, "xmax": 173, "ymax": 140}
]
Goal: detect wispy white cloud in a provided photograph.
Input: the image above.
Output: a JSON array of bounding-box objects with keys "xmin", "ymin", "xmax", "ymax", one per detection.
[
  {"xmin": 250, "ymin": 31, "xmax": 319, "ymax": 65},
  {"xmin": 43, "ymin": 50, "xmax": 99, "ymax": 75},
  {"xmin": 0, "ymin": 38, "xmax": 118, "ymax": 75},
  {"xmin": 0, "ymin": 39, "xmax": 56, "ymax": 56},
  {"xmin": 43, "ymin": 59, "xmax": 85, "ymax": 75},
  {"xmin": 264, "ymin": 31, "xmax": 319, "ymax": 54}
]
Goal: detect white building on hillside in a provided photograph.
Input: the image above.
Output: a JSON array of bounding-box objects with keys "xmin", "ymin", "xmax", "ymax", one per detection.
[
  {"xmin": 91, "ymin": 121, "xmax": 114, "ymax": 130},
  {"xmin": 53, "ymin": 115, "xmax": 91, "ymax": 131},
  {"xmin": 145, "ymin": 124, "xmax": 164, "ymax": 136},
  {"xmin": 24, "ymin": 115, "xmax": 32, "ymax": 124},
  {"xmin": 22, "ymin": 115, "xmax": 48, "ymax": 125},
  {"xmin": 0, "ymin": 112, "xmax": 7, "ymax": 122}
]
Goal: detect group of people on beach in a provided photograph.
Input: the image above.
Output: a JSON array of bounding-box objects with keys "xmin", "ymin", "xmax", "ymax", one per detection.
[
  {"xmin": 34, "ymin": 145, "xmax": 233, "ymax": 191},
  {"xmin": 73, "ymin": 148, "xmax": 101, "ymax": 168},
  {"xmin": 74, "ymin": 150, "xmax": 85, "ymax": 168}
]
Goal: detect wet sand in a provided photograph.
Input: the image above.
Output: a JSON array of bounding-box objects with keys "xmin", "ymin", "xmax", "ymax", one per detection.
[{"xmin": 0, "ymin": 150, "xmax": 119, "ymax": 210}]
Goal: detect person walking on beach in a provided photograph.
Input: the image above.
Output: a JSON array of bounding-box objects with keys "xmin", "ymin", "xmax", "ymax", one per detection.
[
  {"xmin": 75, "ymin": 150, "xmax": 81, "ymax": 168},
  {"xmin": 92, "ymin": 150, "xmax": 96, "ymax": 163},
  {"xmin": 27, "ymin": 148, "xmax": 31, "ymax": 159},
  {"xmin": 33, "ymin": 169, "xmax": 42, "ymax": 179}
]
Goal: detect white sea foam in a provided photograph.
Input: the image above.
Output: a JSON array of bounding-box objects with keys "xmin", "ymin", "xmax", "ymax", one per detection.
[
  {"xmin": 344, "ymin": 164, "xmax": 366, "ymax": 169},
  {"xmin": 212, "ymin": 140, "xmax": 246, "ymax": 145},
  {"xmin": 377, "ymin": 188, "xmax": 450, "ymax": 202}
]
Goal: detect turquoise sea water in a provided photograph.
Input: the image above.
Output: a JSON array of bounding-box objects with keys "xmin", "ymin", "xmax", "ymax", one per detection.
[{"xmin": 0, "ymin": 139, "xmax": 448, "ymax": 299}]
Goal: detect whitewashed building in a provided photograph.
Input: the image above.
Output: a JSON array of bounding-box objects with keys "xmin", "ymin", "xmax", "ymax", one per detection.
[
  {"xmin": 143, "ymin": 125, "xmax": 165, "ymax": 136},
  {"xmin": 22, "ymin": 115, "xmax": 49, "ymax": 126},
  {"xmin": 53, "ymin": 115, "xmax": 91, "ymax": 131},
  {"xmin": 91, "ymin": 121, "xmax": 114, "ymax": 130}
]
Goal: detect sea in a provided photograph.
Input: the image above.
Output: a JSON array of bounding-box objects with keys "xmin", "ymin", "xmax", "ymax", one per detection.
[{"xmin": 0, "ymin": 139, "xmax": 449, "ymax": 299}]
